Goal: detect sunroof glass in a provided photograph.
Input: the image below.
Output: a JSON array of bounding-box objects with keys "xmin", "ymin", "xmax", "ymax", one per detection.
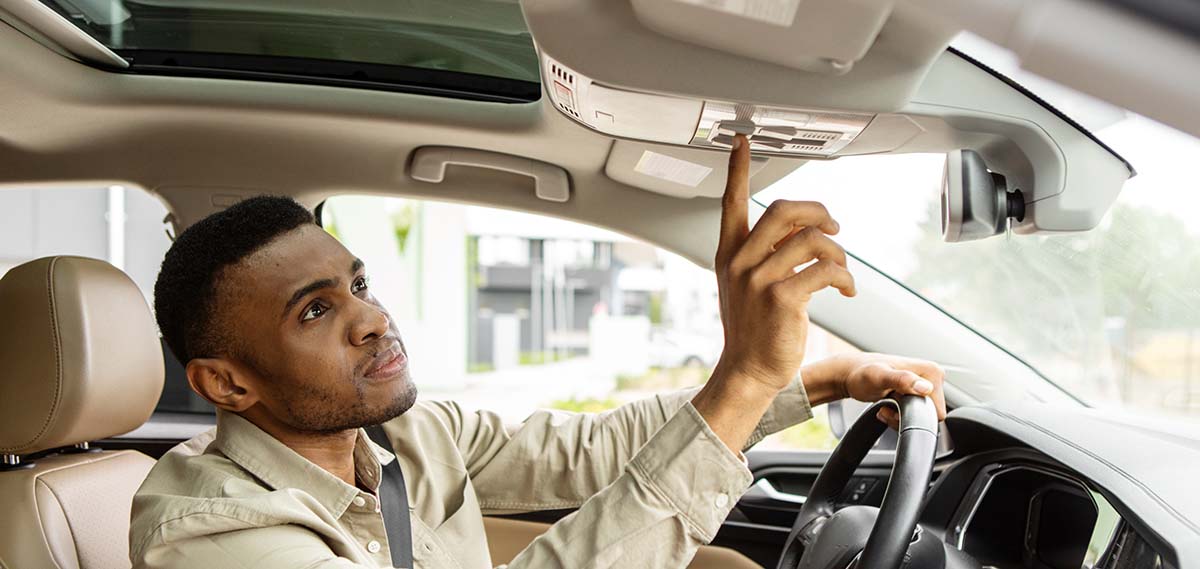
[{"xmin": 40, "ymin": 0, "xmax": 542, "ymax": 102}]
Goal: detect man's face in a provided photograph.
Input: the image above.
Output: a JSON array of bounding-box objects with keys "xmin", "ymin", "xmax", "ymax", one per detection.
[{"xmin": 218, "ymin": 224, "xmax": 416, "ymax": 433}]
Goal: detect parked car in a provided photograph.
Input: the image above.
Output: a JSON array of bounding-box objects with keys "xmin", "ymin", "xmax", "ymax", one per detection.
[{"xmin": 649, "ymin": 328, "xmax": 722, "ymax": 370}]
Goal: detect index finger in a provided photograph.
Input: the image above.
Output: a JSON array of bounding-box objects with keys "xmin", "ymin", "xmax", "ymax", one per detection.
[{"xmin": 717, "ymin": 135, "xmax": 751, "ymax": 263}]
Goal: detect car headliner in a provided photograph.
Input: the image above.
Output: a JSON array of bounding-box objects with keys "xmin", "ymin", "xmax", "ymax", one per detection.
[{"xmin": 0, "ymin": 0, "xmax": 1191, "ymax": 266}]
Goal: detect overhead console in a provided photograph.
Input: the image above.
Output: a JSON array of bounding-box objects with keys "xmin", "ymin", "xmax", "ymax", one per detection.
[
  {"xmin": 544, "ymin": 55, "xmax": 875, "ymax": 158},
  {"xmin": 524, "ymin": 0, "xmax": 1135, "ymax": 241}
]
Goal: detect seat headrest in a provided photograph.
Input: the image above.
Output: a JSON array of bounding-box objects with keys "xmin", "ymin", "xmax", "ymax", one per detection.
[{"xmin": 0, "ymin": 256, "xmax": 164, "ymax": 455}]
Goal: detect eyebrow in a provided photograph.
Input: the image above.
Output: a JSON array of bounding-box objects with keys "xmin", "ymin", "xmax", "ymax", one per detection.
[{"xmin": 281, "ymin": 258, "xmax": 365, "ymax": 319}]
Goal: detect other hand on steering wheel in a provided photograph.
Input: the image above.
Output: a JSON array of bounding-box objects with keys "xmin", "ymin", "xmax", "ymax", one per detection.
[{"xmin": 777, "ymin": 395, "xmax": 943, "ymax": 569}]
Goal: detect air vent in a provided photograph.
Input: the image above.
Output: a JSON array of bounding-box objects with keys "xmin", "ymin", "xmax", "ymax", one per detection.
[
  {"xmin": 547, "ymin": 61, "xmax": 581, "ymax": 119},
  {"xmin": 550, "ymin": 63, "xmax": 576, "ymax": 86}
]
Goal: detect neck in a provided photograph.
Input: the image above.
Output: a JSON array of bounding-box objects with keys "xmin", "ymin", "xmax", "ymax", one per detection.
[{"xmin": 241, "ymin": 409, "xmax": 359, "ymax": 486}]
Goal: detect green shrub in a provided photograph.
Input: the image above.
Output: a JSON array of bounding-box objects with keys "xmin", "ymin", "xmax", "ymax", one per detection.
[{"xmin": 547, "ymin": 397, "xmax": 620, "ymax": 413}]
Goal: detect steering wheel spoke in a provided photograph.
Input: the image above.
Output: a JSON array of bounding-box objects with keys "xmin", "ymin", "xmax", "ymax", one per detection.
[{"xmin": 796, "ymin": 515, "xmax": 828, "ymax": 548}]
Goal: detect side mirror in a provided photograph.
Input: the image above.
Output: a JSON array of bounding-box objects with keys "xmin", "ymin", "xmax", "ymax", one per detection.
[
  {"xmin": 941, "ymin": 149, "xmax": 1027, "ymax": 242},
  {"xmin": 828, "ymin": 399, "xmax": 898, "ymax": 450}
]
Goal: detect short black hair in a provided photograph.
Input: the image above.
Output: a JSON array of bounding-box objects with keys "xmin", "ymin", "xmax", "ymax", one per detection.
[{"xmin": 155, "ymin": 195, "xmax": 315, "ymax": 363}]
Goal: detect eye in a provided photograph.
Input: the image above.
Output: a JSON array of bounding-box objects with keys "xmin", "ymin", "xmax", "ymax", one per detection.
[
  {"xmin": 352, "ymin": 275, "xmax": 369, "ymax": 294},
  {"xmin": 301, "ymin": 302, "xmax": 327, "ymax": 322}
]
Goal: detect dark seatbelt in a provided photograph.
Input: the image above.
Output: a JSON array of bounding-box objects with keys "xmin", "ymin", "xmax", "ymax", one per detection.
[{"xmin": 365, "ymin": 425, "xmax": 415, "ymax": 569}]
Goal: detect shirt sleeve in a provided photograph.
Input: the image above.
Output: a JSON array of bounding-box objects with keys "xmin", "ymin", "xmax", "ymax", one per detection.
[
  {"xmin": 134, "ymin": 526, "xmax": 369, "ymax": 569},
  {"xmin": 441, "ymin": 374, "xmax": 812, "ymax": 512},
  {"xmin": 503, "ymin": 402, "xmax": 753, "ymax": 568}
]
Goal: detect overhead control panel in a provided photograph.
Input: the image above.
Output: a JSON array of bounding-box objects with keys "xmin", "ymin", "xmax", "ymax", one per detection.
[
  {"xmin": 544, "ymin": 55, "xmax": 874, "ymax": 158},
  {"xmin": 690, "ymin": 102, "xmax": 873, "ymax": 156},
  {"xmin": 529, "ymin": 0, "xmax": 1134, "ymax": 236}
]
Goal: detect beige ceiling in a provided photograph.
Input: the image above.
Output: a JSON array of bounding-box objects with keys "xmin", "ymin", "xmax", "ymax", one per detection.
[
  {"xmin": 0, "ymin": 13, "xmax": 782, "ymax": 267},
  {"xmin": 1, "ymin": 0, "xmax": 1186, "ymax": 265}
]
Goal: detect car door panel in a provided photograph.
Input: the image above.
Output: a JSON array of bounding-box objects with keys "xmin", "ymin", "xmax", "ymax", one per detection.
[
  {"xmin": 707, "ymin": 450, "xmax": 896, "ymax": 567},
  {"xmin": 482, "ymin": 517, "xmax": 761, "ymax": 568},
  {"xmin": 737, "ymin": 450, "xmax": 895, "ymax": 528}
]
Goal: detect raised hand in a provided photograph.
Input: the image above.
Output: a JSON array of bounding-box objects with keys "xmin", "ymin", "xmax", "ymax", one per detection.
[
  {"xmin": 693, "ymin": 134, "xmax": 856, "ymax": 452},
  {"xmin": 712, "ymin": 135, "xmax": 855, "ymax": 396}
]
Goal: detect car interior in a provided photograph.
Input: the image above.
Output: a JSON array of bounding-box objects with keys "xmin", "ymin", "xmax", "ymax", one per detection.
[{"xmin": 1, "ymin": 0, "xmax": 1198, "ymax": 568}]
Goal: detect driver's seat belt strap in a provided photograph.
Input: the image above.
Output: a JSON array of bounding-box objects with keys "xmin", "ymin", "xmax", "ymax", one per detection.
[{"xmin": 365, "ymin": 424, "xmax": 415, "ymax": 569}]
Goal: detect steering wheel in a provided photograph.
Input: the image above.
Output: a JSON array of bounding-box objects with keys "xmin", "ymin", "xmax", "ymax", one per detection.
[{"xmin": 776, "ymin": 395, "xmax": 939, "ymax": 569}]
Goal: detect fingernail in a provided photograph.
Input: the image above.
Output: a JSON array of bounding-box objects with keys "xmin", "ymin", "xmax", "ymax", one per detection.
[
  {"xmin": 914, "ymin": 379, "xmax": 933, "ymax": 394},
  {"xmin": 732, "ymin": 137, "xmax": 743, "ymax": 150}
]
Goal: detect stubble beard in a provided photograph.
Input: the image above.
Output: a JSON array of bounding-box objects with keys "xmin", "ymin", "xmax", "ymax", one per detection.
[{"xmin": 267, "ymin": 364, "xmax": 419, "ymax": 435}]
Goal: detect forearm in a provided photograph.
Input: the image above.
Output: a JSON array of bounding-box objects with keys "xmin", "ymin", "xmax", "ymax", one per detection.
[
  {"xmin": 465, "ymin": 359, "xmax": 832, "ymax": 510},
  {"xmin": 465, "ymin": 394, "xmax": 699, "ymax": 512},
  {"xmin": 693, "ymin": 360, "xmax": 843, "ymax": 453},
  {"xmin": 504, "ymin": 403, "xmax": 751, "ymax": 568},
  {"xmin": 800, "ymin": 359, "xmax": 850, "ymax": 407}
]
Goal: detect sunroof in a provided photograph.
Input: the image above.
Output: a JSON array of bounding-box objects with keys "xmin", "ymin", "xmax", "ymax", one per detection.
[{"xmin": 39, "ymin": 0, "xmax": 542, "ymax": 102}]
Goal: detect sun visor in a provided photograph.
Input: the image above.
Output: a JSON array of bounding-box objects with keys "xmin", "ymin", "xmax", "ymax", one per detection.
[
  {"xmin": 523, "ymin": 0, "xmax": 954, "ymax": 113},
  {"xmin": 629, "ymin": 0, "xmax": 894, "ymax": 74}
]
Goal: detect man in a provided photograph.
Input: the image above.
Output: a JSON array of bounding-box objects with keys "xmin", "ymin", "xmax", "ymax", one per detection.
[{"xmin": 130, "ymin": 136, "xmax": 946, "ymax": 568}]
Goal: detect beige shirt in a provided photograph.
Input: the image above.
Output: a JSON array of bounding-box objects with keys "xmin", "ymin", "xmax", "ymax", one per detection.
[{"xmin": 129, "ymin": 380, "xmax": 812, "ymax": 568}]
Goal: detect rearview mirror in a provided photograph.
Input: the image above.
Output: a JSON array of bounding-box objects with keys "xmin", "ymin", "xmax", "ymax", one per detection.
[{"xmin": 941, "ymin": 149, "xmax": 1026, "ymax": 242}]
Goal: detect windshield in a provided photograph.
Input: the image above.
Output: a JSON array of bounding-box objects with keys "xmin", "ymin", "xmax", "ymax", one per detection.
[{"xmin": 757, "ymin": 36, "xmax": 1200, "ymax": 419}]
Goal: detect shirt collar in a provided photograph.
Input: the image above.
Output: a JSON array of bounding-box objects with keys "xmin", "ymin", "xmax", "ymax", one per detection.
[{"xmin": 212, "ymin": 410, "xmax": 397, "ymax": 518}]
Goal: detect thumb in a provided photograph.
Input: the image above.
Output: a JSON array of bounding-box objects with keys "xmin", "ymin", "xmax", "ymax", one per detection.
[{"xmin": 888, "ymin": 369, "xmax": 934, "ymax": 397}]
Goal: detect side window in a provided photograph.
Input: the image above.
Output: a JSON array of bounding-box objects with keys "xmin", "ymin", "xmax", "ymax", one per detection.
[
  {"xmin": 322, "ymin": 195, "xmax": 855, "ymax": 450},
  {"xmin": 0, "ymin": 186, "xmax": 210, "ymax": 414},
  {"xmin": 758, "ymin": 323, "xmax": 859, "ymax": 451}
]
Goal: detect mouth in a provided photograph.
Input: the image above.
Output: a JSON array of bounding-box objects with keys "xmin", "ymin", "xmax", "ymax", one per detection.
[{"xmin": 362, "ymin": 342, "xmax": 407, "ymax": 381}]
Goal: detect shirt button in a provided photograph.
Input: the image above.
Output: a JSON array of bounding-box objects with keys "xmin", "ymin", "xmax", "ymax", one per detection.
[
  {"xmin": 367, "ymin": 540, "xmax": 382, "ymax": 554},
  {"xmin": 715, "ymin": 493, "xmax": 730, "ymax": 508},
  {"xmin": 353, "ymin": 496, "xmax": 367, "ymax": 508}
]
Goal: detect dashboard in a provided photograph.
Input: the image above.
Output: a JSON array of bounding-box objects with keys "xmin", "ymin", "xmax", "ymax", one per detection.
[
  {"xmin": 915, "ymin": 402, "xmax": 1191, "ymax": 569},
  {"xmin": 922, "ymin": 448, "xmax": 1160, "ymax": 569},
  {"xmin": 956, "ymin": 465, "xmax": 1115, "ymax": 567},
  {"xmin": 738, "ymin": 401, "xmax": 1191, "ymax": 569}
]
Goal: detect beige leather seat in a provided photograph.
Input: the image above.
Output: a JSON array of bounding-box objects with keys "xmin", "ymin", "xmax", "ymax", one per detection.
[{"xmin": 0, "ymin": 256, "xmax": 164, "ymax": 569}]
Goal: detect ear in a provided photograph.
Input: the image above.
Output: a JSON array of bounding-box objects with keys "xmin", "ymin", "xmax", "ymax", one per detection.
[{"xmin": 186, "ymin": 358, "xmax": 260, "ymax": 412}]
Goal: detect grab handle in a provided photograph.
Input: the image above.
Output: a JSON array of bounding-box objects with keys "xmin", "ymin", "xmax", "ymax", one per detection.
[{"xmin": 410, "ymin": 146, "xmax": 570, "ymax": 203}]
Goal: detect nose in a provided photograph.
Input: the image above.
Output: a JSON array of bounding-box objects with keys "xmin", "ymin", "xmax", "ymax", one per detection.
[{"xmin": 349, "ymin": 296, "xmax": 390, "ymax": 347}]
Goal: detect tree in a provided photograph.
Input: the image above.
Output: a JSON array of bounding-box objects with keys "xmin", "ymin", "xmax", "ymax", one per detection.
[{"xmin": 905, "ymin": 201, "xmax": 1200, "ymax": 409}]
